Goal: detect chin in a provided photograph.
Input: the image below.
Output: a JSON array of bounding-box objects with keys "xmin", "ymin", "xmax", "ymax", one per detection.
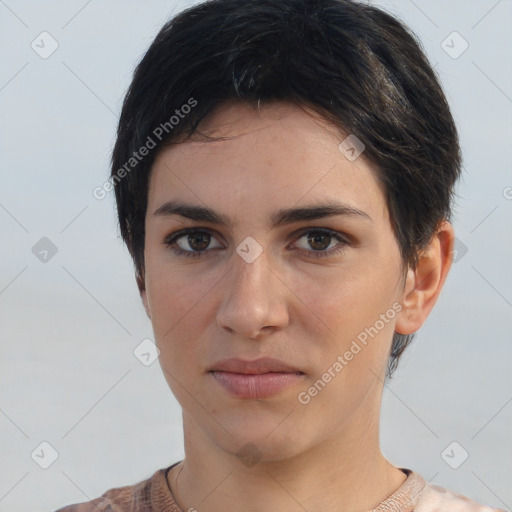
[{"xmin": 204, "ymin": 413, "xmax": 313, "ymax": 464}]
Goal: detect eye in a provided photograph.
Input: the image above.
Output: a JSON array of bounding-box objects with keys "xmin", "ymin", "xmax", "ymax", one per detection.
[
  {"xmin": 291, "ymin": 228, "xmax": 349, "ymax": 258},
  {"xmin": 164, "ymin": 227, "xmax": 350, "ymax": 259},
  {"xmin": 164, "ymin": 228, "xmax": 222, "ymax": 258}
]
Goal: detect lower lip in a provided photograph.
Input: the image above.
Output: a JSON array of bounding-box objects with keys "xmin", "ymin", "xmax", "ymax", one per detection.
[{"xmin": 210, "ymin": 371, "xmax": 304, "ymax": 399}]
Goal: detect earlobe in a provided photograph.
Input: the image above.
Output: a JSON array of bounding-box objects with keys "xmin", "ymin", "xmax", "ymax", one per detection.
[{"xmin": 395, "ymin": 221, "xmax": 454, "ymax": 335}]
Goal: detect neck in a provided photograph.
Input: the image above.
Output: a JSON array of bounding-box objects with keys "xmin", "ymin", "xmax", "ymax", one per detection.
[{"xmin": 168, "ymin": 408, "xmax": 406, "ymax": 512}]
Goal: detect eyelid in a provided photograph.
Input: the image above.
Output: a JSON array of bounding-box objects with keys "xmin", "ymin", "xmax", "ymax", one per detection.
[
  {"xmin": 165, "ymin": 227, "xmax": 224, "ymax": 248},
  {"xmin": 165, "ymin": 226, "xmax": 351, "ymax": 241},
  {"xmin": 164, "ymin": 226, "xmax": 353, "ymax": 257},
  {"xmin": 290, "ymin": 226, "xmax": 352, "ymax": 244}
]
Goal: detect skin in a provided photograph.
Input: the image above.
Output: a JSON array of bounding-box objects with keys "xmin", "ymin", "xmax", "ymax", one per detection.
[{"xmin": 139, "ymin": 100, "xmax": 454, "ymax": 512}]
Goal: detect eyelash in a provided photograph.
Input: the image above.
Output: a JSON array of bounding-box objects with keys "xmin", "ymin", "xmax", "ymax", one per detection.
[{"xmin": 163, "ymin": 227, "xmax": 351, "ymax": 259}]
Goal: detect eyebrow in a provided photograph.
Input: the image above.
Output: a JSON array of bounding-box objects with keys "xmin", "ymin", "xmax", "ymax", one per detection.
[{"xmin": 153, "ymin": 200, "xmax": 372, "ymax": 228}]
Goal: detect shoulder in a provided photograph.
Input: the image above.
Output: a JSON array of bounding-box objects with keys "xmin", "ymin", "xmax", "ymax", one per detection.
[
  {"xmin": 416, "ymin": 481, "xmax": 507, "ymax": 512},
  {"xmin": 54, "ymin": 495, "xmax": 113, "ymax": 512},
  {"xmin": 54, "ymin": 483, "xmax": 142, "ymax": 512},
  {"xmin": 53, "ymin": 464, "xmax": 175, "ymax": 512}
]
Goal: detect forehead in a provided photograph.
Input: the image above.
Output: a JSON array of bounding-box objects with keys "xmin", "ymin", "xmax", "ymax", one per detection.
[{"xmin": 148, "ymin": 101, "xmax": 388, "ymax": 225}]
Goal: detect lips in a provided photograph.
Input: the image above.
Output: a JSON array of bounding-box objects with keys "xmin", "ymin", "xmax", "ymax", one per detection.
[
  {"xmin": 208, "ymin": 357, "xmax": 305, "ymax": 399},
  {"xmin": 209, "ymin": 356, "xmax": 303, "ymax": 375}
]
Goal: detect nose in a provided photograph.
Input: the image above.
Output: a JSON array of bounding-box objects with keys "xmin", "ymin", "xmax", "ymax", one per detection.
[{"xmin": 216, "ymin": 249, "xmax": 289, "ymax": 340}]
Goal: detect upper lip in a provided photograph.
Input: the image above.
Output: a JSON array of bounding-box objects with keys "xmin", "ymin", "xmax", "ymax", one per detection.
[{"xmin": 209, "ymin": 357, "xmax": 303, "ymax": 375}]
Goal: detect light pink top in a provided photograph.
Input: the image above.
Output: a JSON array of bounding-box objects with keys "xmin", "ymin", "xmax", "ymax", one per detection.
[{"xmin": 55, "ymin": 463, "xmax": 507, "ymax": 512}]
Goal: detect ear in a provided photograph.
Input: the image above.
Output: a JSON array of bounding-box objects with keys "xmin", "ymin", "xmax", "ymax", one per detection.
[
  {"xmin": 136, "ymin": 271, "xmax": 151, "ymax": 319},
  {"xmin": 395, "ymin": 220, "xmax": 454, "ymax": 335}
]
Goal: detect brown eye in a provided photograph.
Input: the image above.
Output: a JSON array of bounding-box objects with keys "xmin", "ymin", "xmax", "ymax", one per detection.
[
  {"xmin": 292, "ymin": 228, "xmax": 350, "ymax": 258},
  {"xmin": 164, "ymin": 228, "xmax": 222, "ymax": 258},
  {"xmin": 183, "ymin": 232, "xmax": 211, "ymax": 251},
  {"xmin": 306, "ymin": 232, "xmax": 332, "ymax": 251}
]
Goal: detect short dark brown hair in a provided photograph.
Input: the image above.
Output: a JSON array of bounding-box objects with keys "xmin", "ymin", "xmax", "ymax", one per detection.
[{"xmin": 111, "ymin": 0, "xmax": 462, "ymax": 377}]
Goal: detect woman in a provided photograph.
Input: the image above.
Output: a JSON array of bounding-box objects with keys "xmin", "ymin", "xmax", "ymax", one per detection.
[{"xmin": 56, "ymin": 0, "xmax": 505, "ymax": 510}]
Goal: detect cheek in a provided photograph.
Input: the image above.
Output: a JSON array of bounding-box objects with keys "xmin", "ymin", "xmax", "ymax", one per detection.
[
  {"xmin": 144, "ymin": 264, "xmax": 199, "ymax": 349},
  {"xmin": 146, "ymin": 270, "xmax": 211, "ymax": 401},
  {"xmin": 296, "ymin": 270, "xmax": 396, "ymax": 421},
  {"xmin": 145, "ymin": 247, "xmax": 207, "ymax": 324},
  {"xmin": 298, "ymin": 262, "xmax": 399, "ymax": 337},
  {"xmin": 292, "ymin": 257, "xmax": 400, "ymax": 390}
]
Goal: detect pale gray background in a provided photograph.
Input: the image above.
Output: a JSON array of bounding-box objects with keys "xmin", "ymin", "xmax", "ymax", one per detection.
[{"xmin": 0, "ymin": 1, "xmax": 511, "ymax": 511}]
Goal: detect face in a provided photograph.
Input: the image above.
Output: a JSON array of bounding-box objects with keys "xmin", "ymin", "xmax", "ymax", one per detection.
[{"xmin": 141, "ymin": 101, "xmax": 407, "ymax": 461}]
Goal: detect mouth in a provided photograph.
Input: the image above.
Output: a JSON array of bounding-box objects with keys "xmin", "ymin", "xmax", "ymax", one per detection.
[
  {"xmin": 208, "ymin": 357, "xmax": 305, "ymax": 399},
  {"xmin": 209, "ymin": 356, "xmax": 304, "ymax": 375}
]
